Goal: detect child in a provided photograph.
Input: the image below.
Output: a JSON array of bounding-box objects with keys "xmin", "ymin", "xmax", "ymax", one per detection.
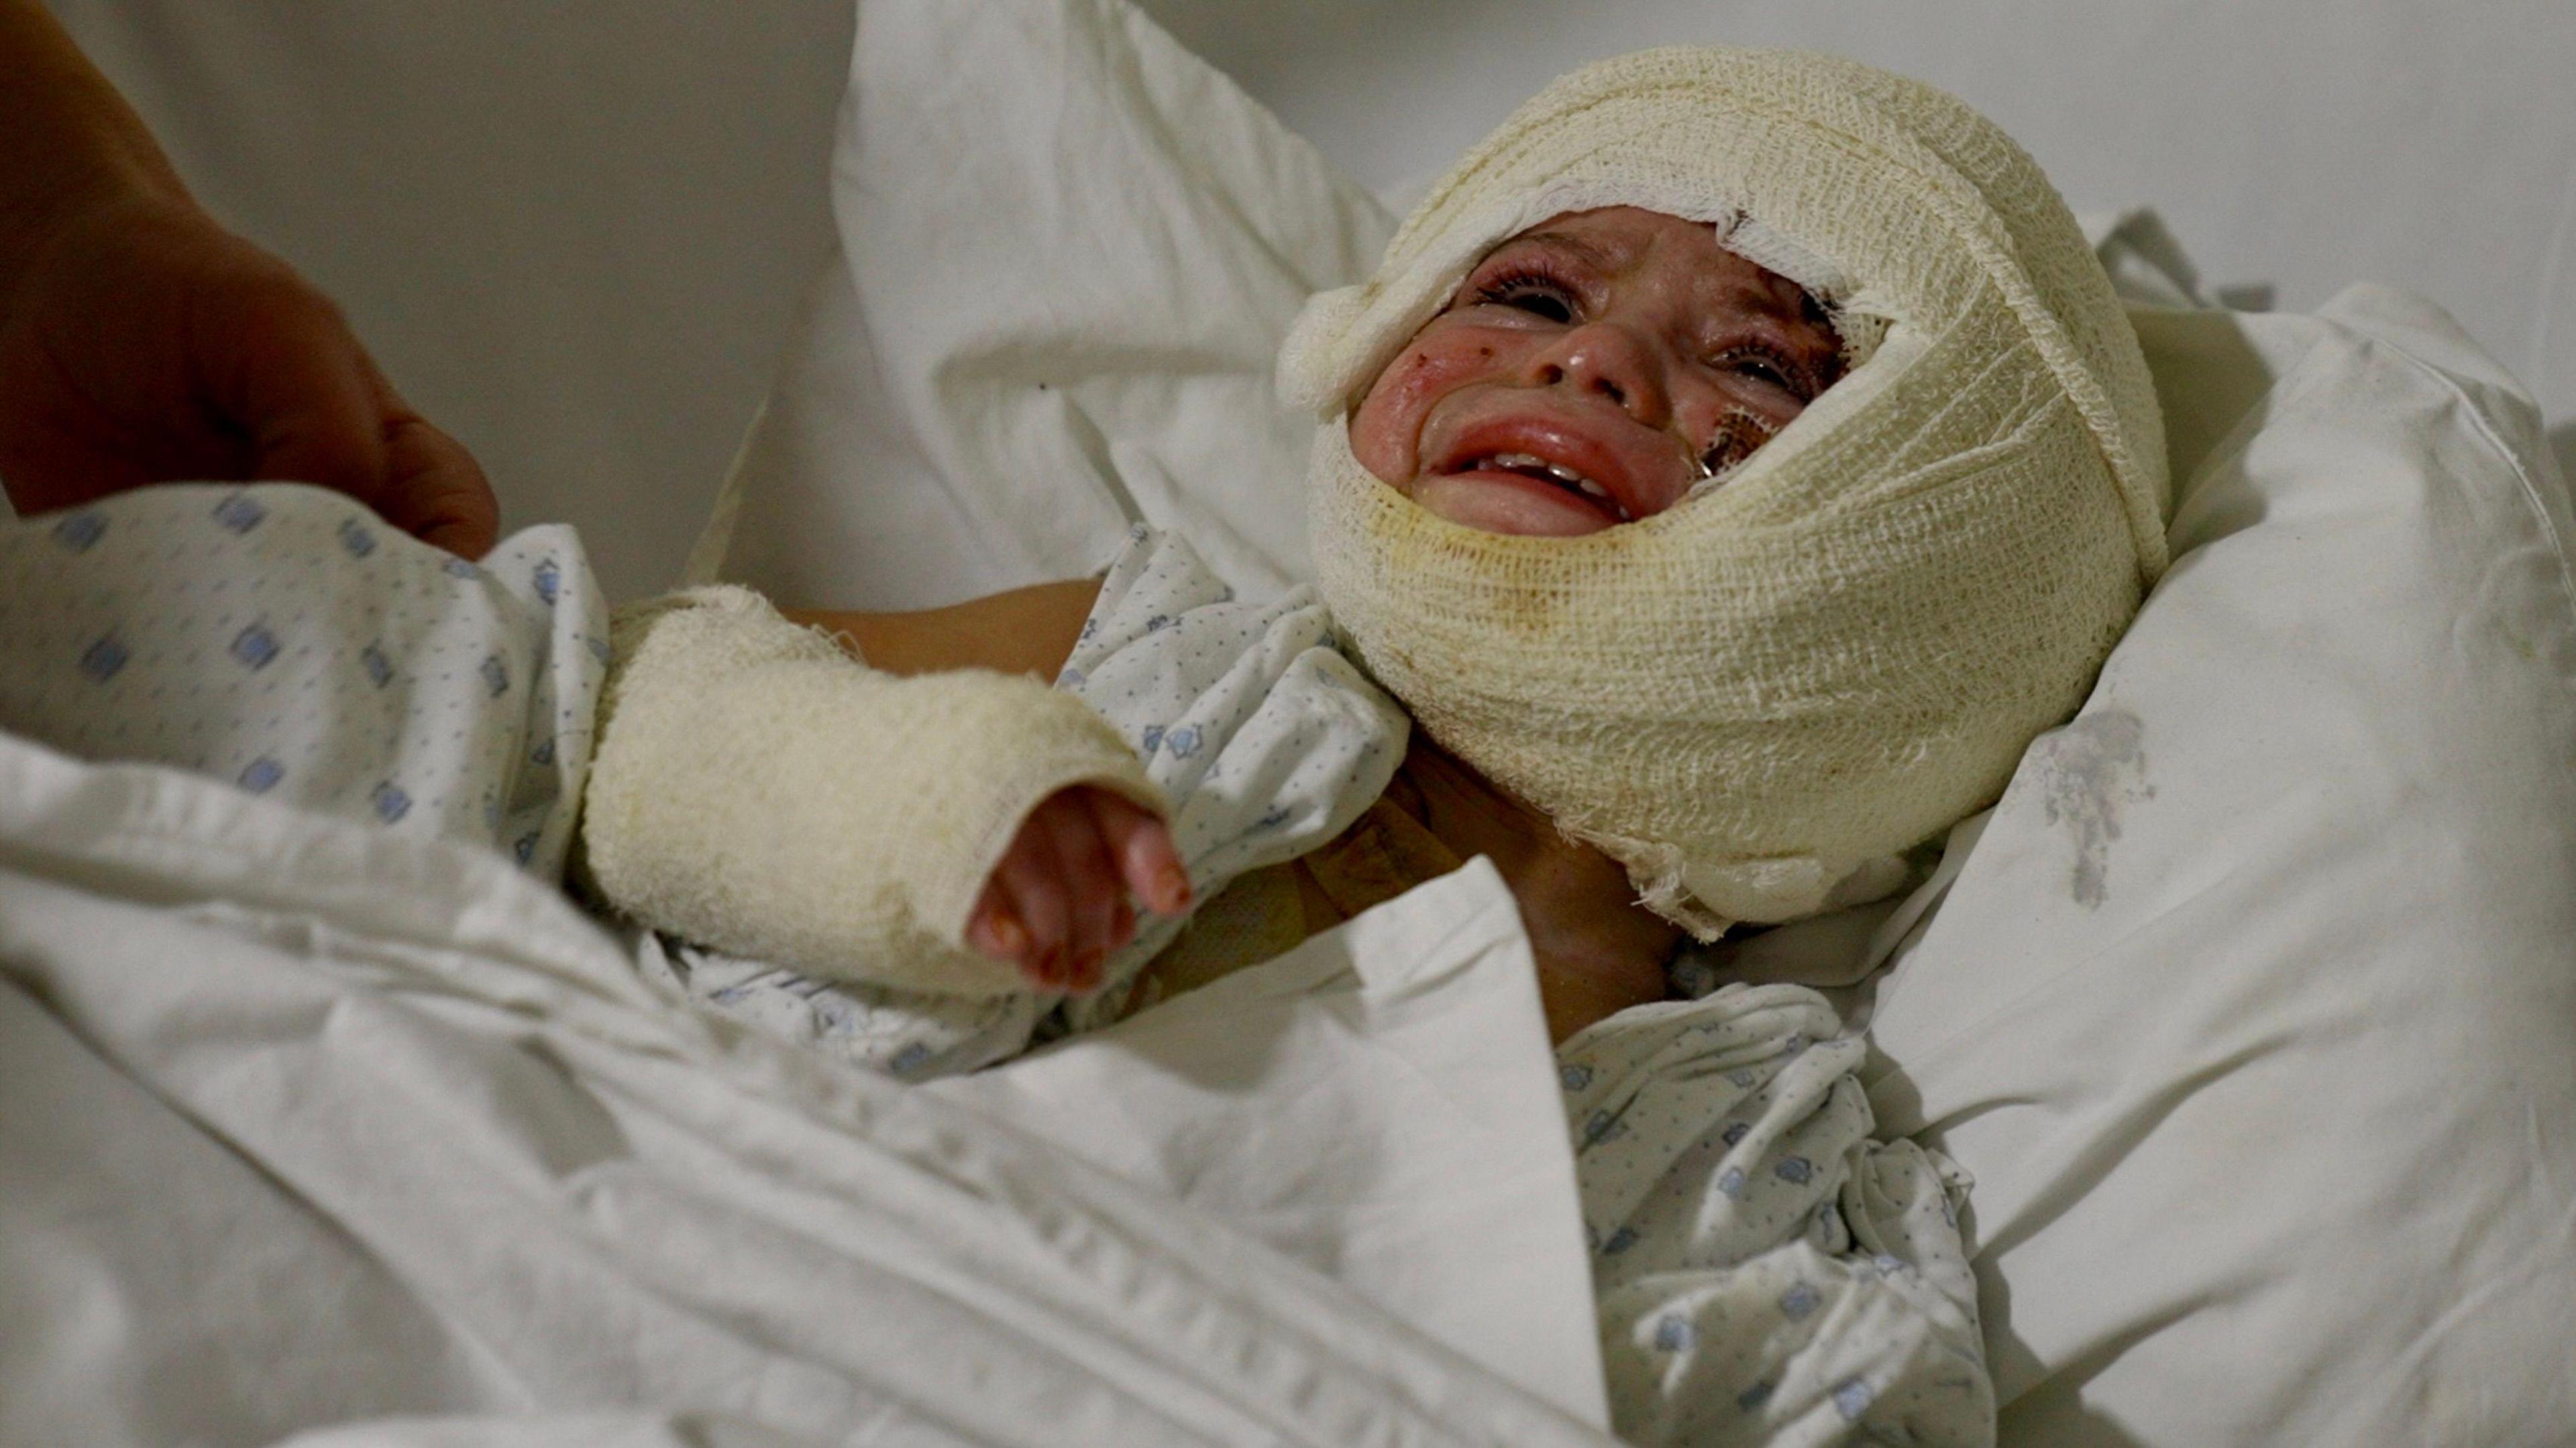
[
  {"xmin": 590, "ymin": 44, "xmax": 2163, "ymax": 1052},
  {"xmin": 578, "ymin": 46, "xmax": 2169, "ymax": 1445}
]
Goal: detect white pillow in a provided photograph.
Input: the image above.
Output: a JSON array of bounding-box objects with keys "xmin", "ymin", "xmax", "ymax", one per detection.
[
  {"xmin": 706, "ymin": 0, "xmax": 1389, "ymax": 608},
  {"xmin": 1862, "ymin": 287, "xmax": 2576, "ymax": 1444}
]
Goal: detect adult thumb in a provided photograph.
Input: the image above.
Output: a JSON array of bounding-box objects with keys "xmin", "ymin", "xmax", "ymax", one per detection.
[
  {"xmin": 358, "ymin": 353, "xmax": 499, "ymax": 558},
  {"xmin": 381, "ymin": 411, "xmax": 501, "ymax": 559},
  {"xmin": 219, "ymin": 278, "xmax": 391, "ymax": 504}
]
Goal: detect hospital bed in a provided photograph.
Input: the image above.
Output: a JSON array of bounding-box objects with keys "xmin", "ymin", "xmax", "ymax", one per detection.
[{"xmin": 7, "ymin": 1, "xmax": 2575, "ymax": 1443}]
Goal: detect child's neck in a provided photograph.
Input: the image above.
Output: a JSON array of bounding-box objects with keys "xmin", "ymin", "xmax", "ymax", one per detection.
[{"xmin": 1393, "ymin": 738, "xmax": 1682, "ymax": 1042}]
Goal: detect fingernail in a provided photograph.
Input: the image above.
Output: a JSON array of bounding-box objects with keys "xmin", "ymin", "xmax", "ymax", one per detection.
[
  {"xmin": 1069, "ymin": 949, "xmax": 1104, "ymax": 992},
  {"xmin": 991, "ymin": 911, "xmax": 1028, "ymax": 956},
  {"xmin": 1155, "ymin": 865, "xmax": 1193, "ymax": 911}
]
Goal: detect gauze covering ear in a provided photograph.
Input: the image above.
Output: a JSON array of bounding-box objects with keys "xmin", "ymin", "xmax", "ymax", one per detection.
[{"xmin": 1281, "ymin": 46, "xmax": 2170, "ymax": 936}]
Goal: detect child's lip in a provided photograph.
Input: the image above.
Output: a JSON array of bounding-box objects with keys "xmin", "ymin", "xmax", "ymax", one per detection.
[
  {"xmin": 1411, "ymin": 466, "xmax": 1624, "ymax": 535},
  {"xmin": 1420, "ymin": 407, "xmax": 1688, "ymax": 526}
]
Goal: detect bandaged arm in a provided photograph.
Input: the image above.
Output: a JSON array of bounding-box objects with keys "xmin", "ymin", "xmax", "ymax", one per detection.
[{"xmin": 579, "ymin": 586, "xmax": 1165, "ymax": 997}]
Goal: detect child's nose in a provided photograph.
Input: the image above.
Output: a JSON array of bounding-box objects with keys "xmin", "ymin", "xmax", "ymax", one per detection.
[{"xmin": 1529, "ymin": 321, "xmax": 1671, "ymax": 428}]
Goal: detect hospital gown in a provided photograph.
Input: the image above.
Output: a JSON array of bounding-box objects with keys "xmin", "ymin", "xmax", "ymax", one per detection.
[
  {"xmin": 0, "ymin": 484, "xmax": 607, "ymax": 877},
  {"xmin": 1566, "ymin": 986, "xmax": 1990, "ymax": 1445}
]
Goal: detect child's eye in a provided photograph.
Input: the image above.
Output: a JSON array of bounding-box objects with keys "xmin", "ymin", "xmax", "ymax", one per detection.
[
  {"xmin": 1733, "ymin": 357, "xmax": 1786, "ymax": 386},
  {"xmin": 1710, "ymin": 345, "xmax": 1815, "ymax": 402},
  {"xmin": 1472, "ymin": 269, "xmax": 1578, "ymax": 324}
]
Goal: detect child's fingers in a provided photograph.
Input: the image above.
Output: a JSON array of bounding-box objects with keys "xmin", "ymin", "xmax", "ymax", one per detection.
[
  {"xmin": 963, "ymin": 881, "xmax": 1030, "ymax": 963},
  {"xmin": 992, "ymin": 816, "xmax": 1073, "ymax": 988},
  {"xmin": 985, "ymin": 789, "xmax": 1181, "ymax": 993},
  {"xmin": 1084, "ymin": 789, "xmax": 1192, "ymax": 916},
  {"xmin": 1038, "ymin": 795, "xmax": 1121, "ymax": 991},
  {"xmin": 1108, "ymin": 891, "xmax": 1136, "ymax": 953}
]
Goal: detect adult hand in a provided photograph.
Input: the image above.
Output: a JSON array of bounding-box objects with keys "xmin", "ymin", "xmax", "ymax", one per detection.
[{"xmin": 0, "ymin": 192, "xmax": 499, "ymax": 556}]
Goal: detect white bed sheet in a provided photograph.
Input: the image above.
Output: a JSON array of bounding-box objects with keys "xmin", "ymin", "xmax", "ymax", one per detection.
[{"xmin": 0, "ymin": 726, "xmax": 1613, "ymax": 1445}]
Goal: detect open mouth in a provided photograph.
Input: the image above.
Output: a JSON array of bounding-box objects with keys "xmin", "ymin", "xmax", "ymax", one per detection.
[
  {"xmin": 1409, "ymin": 408, "xmax": 1682, "ymax": 537},
  {"xmin": 1449, "ymin": 451, "xmax": 1633, "ymax": 522}
]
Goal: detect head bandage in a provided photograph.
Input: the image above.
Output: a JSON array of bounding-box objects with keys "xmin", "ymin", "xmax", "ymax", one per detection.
[{"xmin": 1281, "ymin": 47, "xmax": 2170, "ymax": 934}]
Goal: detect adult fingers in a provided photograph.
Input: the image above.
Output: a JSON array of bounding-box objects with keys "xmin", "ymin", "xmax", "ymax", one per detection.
[
  {"xmin": 1085, "ymin": 788, "xmax": 1192, "ymax": 916},
  {"xmin": 205, "ymin": 243, "xmax": 502, "ymax": 560},
  {"xmin": 1041, "ymin": 792, "xmax": 1122, "ymax": 992}
]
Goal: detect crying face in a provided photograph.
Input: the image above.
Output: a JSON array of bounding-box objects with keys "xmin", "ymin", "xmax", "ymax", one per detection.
[{"xmin": 1346, "ymin": 205, "xmax": 1843, "ymax": 537}]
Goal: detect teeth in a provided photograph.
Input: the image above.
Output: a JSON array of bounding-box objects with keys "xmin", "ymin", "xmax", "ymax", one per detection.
[
  {"xmin": 1473, "ymin": 453, "xmax": 1631, "ymax": 520},
  {"xmin": 1487, "ymin": 453, "xmax": 1618, "ymax": 501}
]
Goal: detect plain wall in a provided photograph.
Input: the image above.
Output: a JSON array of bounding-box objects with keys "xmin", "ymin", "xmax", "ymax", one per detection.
[{"xmin": 42, "ymin": 0, "xmax": 853, "ymax": 599}]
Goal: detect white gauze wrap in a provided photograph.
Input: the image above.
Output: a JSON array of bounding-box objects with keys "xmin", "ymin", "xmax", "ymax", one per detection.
[
  {"xmin": 1282, "ymin": 47, "xmax": 2170, "ymax": 936},
  {"xmin": 580, "ymin": 587, "xmax": 1165, "ymax": 996}
]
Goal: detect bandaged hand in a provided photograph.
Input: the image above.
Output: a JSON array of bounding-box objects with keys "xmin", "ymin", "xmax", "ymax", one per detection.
[
  {"xmin": 584, "ymin": 586, "xmax": 1182, "ymax": 997},
  {"xmin": 964, "ymin": 785, "xmax": 1191, "ymax": 992}
]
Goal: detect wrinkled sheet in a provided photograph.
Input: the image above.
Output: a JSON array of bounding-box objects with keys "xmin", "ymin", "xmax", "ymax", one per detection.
[{"xmin": 0, "ymin": 724, "xmax": 1617, "ymax": 1446}]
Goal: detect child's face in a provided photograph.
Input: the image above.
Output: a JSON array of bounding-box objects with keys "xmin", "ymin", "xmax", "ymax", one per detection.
[{"xmin": 1348, "ymin": 206, "xmax": 1843, "ymax": 537}]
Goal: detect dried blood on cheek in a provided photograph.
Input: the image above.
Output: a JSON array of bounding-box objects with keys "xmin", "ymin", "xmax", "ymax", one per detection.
[{"xmin": 1356, "ymin": 325, "xmax": 1517, "ymax": 480}]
